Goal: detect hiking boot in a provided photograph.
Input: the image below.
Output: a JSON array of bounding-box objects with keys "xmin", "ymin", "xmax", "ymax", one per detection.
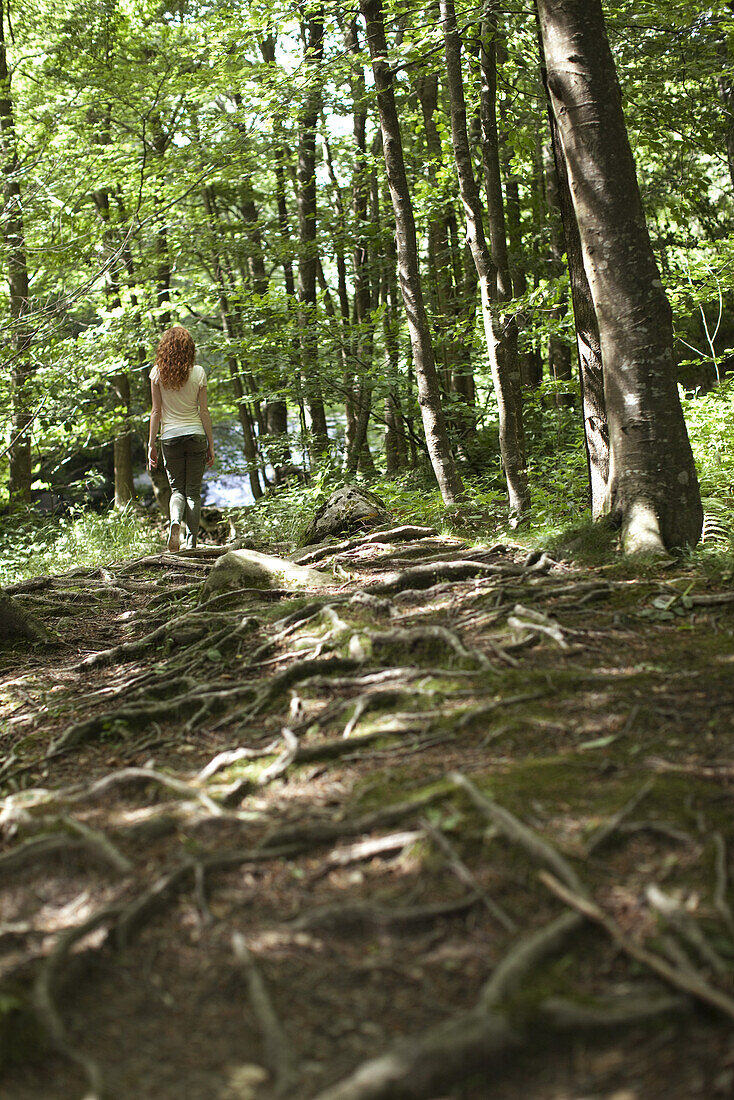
[{"xmin": 167, "ymin": 522, "xmax": 181, "ymax": 553}]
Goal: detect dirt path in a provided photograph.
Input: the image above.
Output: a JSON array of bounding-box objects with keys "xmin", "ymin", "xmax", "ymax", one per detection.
[{"xmin": 2, "ymin": 526, "xmax": 734, "ymax": 1100}]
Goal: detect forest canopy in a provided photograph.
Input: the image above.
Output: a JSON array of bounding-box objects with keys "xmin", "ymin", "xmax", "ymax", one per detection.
[{"xmin": 1, "ymin": 0, "xmax": 733, "ymax": 561}]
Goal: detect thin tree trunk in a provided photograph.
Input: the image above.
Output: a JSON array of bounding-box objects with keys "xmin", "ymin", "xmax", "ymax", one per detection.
[
  {"xmin": 442, "ymin": 0, "xmax": 528, "ymax": 517},
  {"xmin": 1, "ymin": 1, "xmax": 32, "ymax": 503},
  {"xmin": 536, "ymin": 0, "xmax": 701, "ymax": 551},
  {"xmin": 542, "ymin": 141, "xmax": 574, "ymax": 407},
  {"xmin": 258, "ymin": 46, "xmax": 305, "ymax": 469},
  {"xmin": 151, "ymin": 119, "xmax": 172, "ymax": 329},
  {"xmin": 297, "ymin": 11, "xmax": 329, "ymax": 455},
  {"xmin": 345, "ymin": 19, "xmax": 374, "ymax": 475},
  {"xmin": 322, "ymin": 135, "xmax": 356, "ymax": 451},
  {"xmin": 93, "ymin": 183, "xmax": 135, "ymax": 508},
  {"xmin": 360, "ymin": 0, "xmax": 463, "ymax": 505},
  {"xmin": 202, "ymin": 187, "xmax": 263, "ymax": 501}
]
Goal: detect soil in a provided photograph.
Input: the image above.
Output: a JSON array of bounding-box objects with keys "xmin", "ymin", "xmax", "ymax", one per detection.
[{"xmin": 2, "ymin": 525, "xmax": 734, "ymax": 1100}]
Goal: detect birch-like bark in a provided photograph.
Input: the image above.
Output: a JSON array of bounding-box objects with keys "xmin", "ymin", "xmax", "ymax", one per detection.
[
  {"xmin": 537, "ymin": 0, "xmax": 701, "ymax": 551},
  {"xmin": 360, "ymin": 0, "xmax": 462, "ymax": 504},
  {"xmin": 442, "ymin": 0, "xmax": 528, "ymax": 517}
]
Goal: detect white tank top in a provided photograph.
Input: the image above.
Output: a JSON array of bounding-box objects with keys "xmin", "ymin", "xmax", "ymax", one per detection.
[{"xmin": 150, "ymin": 363, "xmax": 207, "ymax": 440}]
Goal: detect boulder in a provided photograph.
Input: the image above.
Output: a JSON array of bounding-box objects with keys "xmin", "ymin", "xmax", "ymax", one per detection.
[
  {"xmin": 301, "ymin": 485, "xmax": 391, "ymax": 546},
  {"xmin": 200, "ymin": 548, "xmax": 330, "ymax": 599}
]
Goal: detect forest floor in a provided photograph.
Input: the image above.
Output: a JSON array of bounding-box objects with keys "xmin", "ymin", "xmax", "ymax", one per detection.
[{"xmin": 2, "ymin": 521, "xmax": 734, "ymax": 1100}]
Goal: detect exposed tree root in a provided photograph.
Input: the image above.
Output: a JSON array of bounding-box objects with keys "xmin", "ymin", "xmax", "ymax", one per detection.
[
  {"xmin": 541, "ymin": 871, "xmax": 734, "ymax": 1021},
  {"xmin": 33, "ymin": 902, "xmax": 122, "ymax": 1100},
  {"xmin": 451, "ymin": 772, "xmax": 585, "ymax": 894},
  {"xmin": 290, "ymin": 894, "xmax": 481, "ymax": 932},
  {"xmin": 232, "ymin": 932, "xmax": 300, "ymax": 1097}
]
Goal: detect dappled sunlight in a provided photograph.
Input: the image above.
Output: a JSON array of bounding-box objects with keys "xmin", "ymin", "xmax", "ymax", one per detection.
[{"xmin": 2, "ymin": 524, "xmax": 734, "ymax": 1100}]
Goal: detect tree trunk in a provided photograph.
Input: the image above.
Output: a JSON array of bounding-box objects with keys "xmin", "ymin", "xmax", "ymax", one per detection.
[
  {"xmin": 112, "ymin": 372, "xmax": 135, "ymax": 506},
  {"xmin": 297, "ymin": 11, "xmax": 329, "ymax": 455},
  {"xmin": 536, "ymin": 0, "xmax": 701, "ymax": 552},
  {"xmin": 346, "ymin": 19, "xmax": 375, "ymax": 476},
  {"xmin": 1, "ymin": 1, "xmax": 32, "ymax": 504},
  {"xmin": 202, "ymin": 187, "xmax": 263, "ymax": 501},
  {"xmin": 360, "ymin": 0, "xmax": 463, "ymax": 505},
  {"xmin": 321, "ymin": 135, "xmax": 356, "ymax": 450},
  {"xmin": 538, "ymin": 57, "xmax": 609, "ymax": 517},
  {"xmin": 542, "ymin": 141, "xmax": 574, "ymax": 408},
  {"xmin": 442, "ymin": 0, "xmax": 528, "ymax": 518},
  {"xmin": 92, "ymin": 182, "xmax": 135, "ymax": 509}
]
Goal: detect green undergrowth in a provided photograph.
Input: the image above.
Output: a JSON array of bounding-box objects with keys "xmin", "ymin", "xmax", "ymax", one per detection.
[{"xmin": 0, "ymin": 503, "xmax": 160, "ymax": 586}]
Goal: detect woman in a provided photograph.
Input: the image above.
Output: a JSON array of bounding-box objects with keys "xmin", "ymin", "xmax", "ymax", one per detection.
[{"xmin": 147, "ymin": 325, "xmax": 214, "ymax": 552}]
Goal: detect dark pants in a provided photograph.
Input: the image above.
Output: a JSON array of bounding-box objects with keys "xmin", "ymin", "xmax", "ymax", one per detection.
[{"xmin": 161, "ymin": 434, "xmax": 207, "ymax": 548}]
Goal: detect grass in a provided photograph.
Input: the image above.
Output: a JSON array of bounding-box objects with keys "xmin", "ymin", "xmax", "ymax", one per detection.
[{"xmin": 0, "ymin": 503, "xmax": 160, "ymax": 586}]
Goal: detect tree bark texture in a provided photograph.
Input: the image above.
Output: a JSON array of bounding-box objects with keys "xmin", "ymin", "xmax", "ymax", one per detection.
[
  {"xmin": 1, "ymin": 1, "xmax": 32, "ymax": 503},
  {"xmin": 536, "ymin": 0, "xmax": 702, "ymax": 551},
  {"xmin": 441, "ymin": 0, "xmax": 528, "ymax": 517},
  {"xmin": 478, "ymin": 3, "xmax": 528, "ymax": 479},
  {"xmin": 361, "ymin": 0, "xmax": 463, "ymax": 505},
  {"xmin": 541, "ymin": 93, "xmax": 609, "ymax": 516},
  {"xmin": 542, "ymin": 141, "xmax": 574, "ymax": 407},
  {"xmin": 297, "ymin": 11, "xmax": 329, "ymax": 454},
  {"xmin": 345, "ymin": 21, "xmax": 374, "ymax": 475}
]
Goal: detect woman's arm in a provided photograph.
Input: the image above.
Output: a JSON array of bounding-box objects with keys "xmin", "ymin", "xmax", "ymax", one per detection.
[
  {"xmin": 148, "ymin": 380, "xmax": 162, "ymax": 469},
  {"xmin": 198, "ymin": 387, "xmax": 215, "ymax": 468}
]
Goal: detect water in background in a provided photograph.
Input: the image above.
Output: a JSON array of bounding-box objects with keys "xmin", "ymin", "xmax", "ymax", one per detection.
[{"xmin": 137, "ymin": 416, "xmax": 352, "ymax": 510}]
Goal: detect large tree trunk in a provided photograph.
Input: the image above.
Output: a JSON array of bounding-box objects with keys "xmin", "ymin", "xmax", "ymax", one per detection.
[
  {"xmin": 538, "ymin": 57, "xmax": 609, "ymax": 517},
  {"xmin": 536, "ymin": 0, "xmax": 701, "ymax": 552},
  {"xmin": 1, "ymin": 1, "xmax": 32, "ymax": 504},
  {"xmin": 297, "ymin": 11, "xmax": 329, "ymax": 456},
  {"xmin": 441, "ymin": 0, "xmax": 528, "ymax": 518},
  {"xmin": 360, "ymin": 0, "xmax": 463, "ymax": 505}
]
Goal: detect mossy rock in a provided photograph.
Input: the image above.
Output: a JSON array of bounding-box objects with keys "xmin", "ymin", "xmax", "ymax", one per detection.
[{"xmin": 301, "ymin": 485, "xmax": 391, "ymax": 546}]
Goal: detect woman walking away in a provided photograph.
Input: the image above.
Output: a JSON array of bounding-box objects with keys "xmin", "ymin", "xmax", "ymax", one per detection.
[{"xmin": 147, "ymin": 326, "xmax": 215, "ymax": 552}]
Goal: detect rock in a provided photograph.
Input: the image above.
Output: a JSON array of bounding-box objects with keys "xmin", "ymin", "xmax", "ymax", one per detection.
[
  {"xmin": 301, "ymin": 485, "xmax": 391, "ymax": 546},
  {"xmin": 200, "ymin": 548, "xmax": 330, "ymax": 599}
]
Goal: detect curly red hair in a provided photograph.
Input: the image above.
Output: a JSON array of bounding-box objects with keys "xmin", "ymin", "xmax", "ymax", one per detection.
[{"xmin": 155, "ymin": 326, "xmax": 195, "ymax": 390}]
